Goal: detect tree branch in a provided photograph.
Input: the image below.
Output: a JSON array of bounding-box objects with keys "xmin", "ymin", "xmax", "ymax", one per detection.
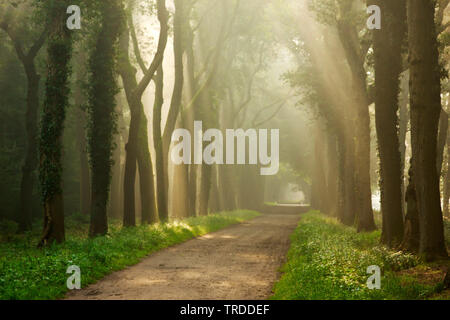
[
  {"xmin": 134, "ymin": 0, "xmax": 169, "ymax": 99},
  {"xmin": 128, "ymin": 11, "xmax": 148, "ymax": 74}
]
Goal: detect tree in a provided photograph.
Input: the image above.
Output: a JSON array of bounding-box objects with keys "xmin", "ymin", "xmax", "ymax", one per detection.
[
  {"xmin": 0, "ymin": 1, "xmax": 47, "ymax": 232},
  {"xmin": 371, "ymin": 0, "xmax": 406, "ymax": 247},
  {"xmin": 408, "ymin": 0, "xmax": 447, "ymax": 259},
  {"xmin": 401, "ymin": 160, "xmax": 420, "ymax": 252},
  {"xmin": 87, "ymin": 0, "xmax": 123, "ymax": 236},
  {"xmin": 38, "ymin": 0, "xmax": 73, "ymax": 246},
  {"xmin": 118, "ymin": 0, "xmax": 168, "ymax": 226},
  {"xmin": 160, "ymin": 0, "xmax": 186, "ymax": 221},
  {"xmin": 335, "ymin": 0, "xmax": 376, "ymax": 232},
  {"xmin": 152, "ymin": 65, "xmax": 167, "ymax": 221}
]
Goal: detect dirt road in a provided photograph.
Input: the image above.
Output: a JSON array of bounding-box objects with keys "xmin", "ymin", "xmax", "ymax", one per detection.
[{"xmin": 66, "ymin": 213, "xmax": 301, "ymax": 300}]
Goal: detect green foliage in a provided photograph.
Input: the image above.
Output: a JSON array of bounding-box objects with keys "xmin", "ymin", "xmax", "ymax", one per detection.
[
  {"xmin": 0, "ymin": 220, "xmax": 18, "ymax": 242},
  {"xmin": 272, "ymin": 211, "xmax": 443, "ymax": 300},
  {"xmin": 0, "ymin": 210, "xmax": 259, "ymax": 300}
]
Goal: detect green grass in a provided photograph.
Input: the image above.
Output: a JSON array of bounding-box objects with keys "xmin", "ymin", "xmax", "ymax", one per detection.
[
  {"xmin": 0, "ymin": 210, "xmax": 260, "ymax": 300},
  {"xmin": 272, "ymin": 211, "xmax": 449, "ymax": 300}
]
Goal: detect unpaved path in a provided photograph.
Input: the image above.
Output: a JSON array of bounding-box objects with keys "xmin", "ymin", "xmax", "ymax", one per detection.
[{"xmin": 66, "ymin": 213, "xmax": 301, "ymax": 300}]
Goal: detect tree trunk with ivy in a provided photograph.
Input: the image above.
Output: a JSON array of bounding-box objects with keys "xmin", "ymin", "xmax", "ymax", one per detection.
[
  {"xmin": 88, "ymin": 0, "xmax": 123, "ymax": 237},
  {"xmin": 38, "ymin": 2, "xmax": 72, "ymax": 246}
]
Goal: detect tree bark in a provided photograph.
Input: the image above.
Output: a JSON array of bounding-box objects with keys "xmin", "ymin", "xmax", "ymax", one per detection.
[
  {"xmin": 401, "ymin": 162, "xmax": 420, "ymax": 252},
  {"xmin": 443, "ymin": 132, "xmax": 450, "ymax": 217},
  {"xmin": 153, "ymin": 66, "xmax": 168, "ymax": 222},
  {"xmin": 88, "ymin": 0, "xmax": 123, "ymax": 237},
  {"xmin": 137, "ymin": 110, "xmax": 158, "ymax": 224},
  {"xmin": 336, "ymin": 12, "xmax": 376, "ymax": 232},
  {"xmin": 326, "ymin": 130, "xmax": 338, "ymax": 216},
  {"xmin": 399, "ymin": 71, "xmax": 409, "ymax": 217},
  {"xmin": 109, "ymin": 105, "xmax": 122, "ymax": 219},
  {"xmin": 372, "ymin": 0, "xmax": 406, "ymax": 246},
  {"xmin": 336, "ymin": 129, "xmax": 348, "ymax": 222},
  {"xmin": 437, "ymin": 109, "xmax": 449, "ymax": 175},
  {"xmin": 311, "ymin": 123, "xmax": 328, "ymax": 213},
  {"xmin": 408, "ymin": 0, "xmax": 447, "ymax": 259},
  {"xmin": 38, "ymin": 4, "xmax": 72, "ymax": 246},
  {"xmin": 343, "ymin": 122, "xmax": 357, "ymax": 226}
]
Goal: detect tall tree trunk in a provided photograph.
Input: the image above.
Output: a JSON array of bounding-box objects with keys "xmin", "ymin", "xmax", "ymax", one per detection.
[
  {"xmin": 119, "ymin": 0, "xmax": 168, "ymax": 226},
  {"xmin": 1, "ymin": 21, "xmax": 47, "ymax": 232},
  {"xmin": 153, "ymin": 66, "xmax": 168, "ymax": 222},
  {"xmin": 336, "ymin": 129, "xmax": 347, "ymax": 222},
  {"xmin": 109, "ymin": 114, "xmax": 122, "ymax": 219},
  {"xmin": 353, "ymin": 88, "xmax": 376, "ymax": 232},
  {"xmin": 337, "ymin": 14, "xmax": 376, "ymax": 232},
  {"xmin": 17, "ymin": 60, "xmax": 40, "ymax": 231},
  {"xmin": 311, "ymin": 123, "xmax": 328, "ymax": 212},
  {"xmin": 185, "ymin": 23, "xmax": 199, "ymax": 218},
  {"xmin": 401, "ymin": 160, "xmax": 420, "ymax": 252},
  {"xmin": 162, "ymin": 0, "xmax": 186, "ymax": 212},
  {"xmin": 88, "ymin": 0, "xmax": 123, "ymax": 237},
  {"xmin": 399, "ymin": 71, "xmax": 409, "ymax": 217},
  {"xmin": 137, "ymin": 110, "xmax": 158, "ymax": 224},
  {"xmin": 437, "ymin": 109, "xmax": 449, "ymax": 175},
  {"xmin": 170, "ymin": 116, "xmax": 191, "ymax": 218},
  {"xmin": 38, "ymin": 4, "xmax": 72, "ymax": 246},
  {"xmin": 343, "ymin": 122, "xmax": 357, "ymax": 226},
  {"xmin": 408, "ymin": 0, "xmax": 447, "ymax": 259},
  {"xmin": 443, "ymin": 132, "xmax": 450, "ymax": 216},
  {"xmin": 326, "ymin": 130, "xmax": 338, "ymax": 216},
  {"xmin": 373, "ymin": 0, "xmax": 406, "ymax": 246}
]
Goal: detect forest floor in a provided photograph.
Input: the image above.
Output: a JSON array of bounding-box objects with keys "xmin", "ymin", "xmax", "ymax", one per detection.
[
  {"xmin": 66, "ymin": 212, "xmax": 301, "ymax": 300},
  {"xmin": 0, "ymin": 210, "xmax": 260, "ymax": 299},
  {"xmin": 272, "ymin": 211, "xmax": 450, "ymax": 300}
]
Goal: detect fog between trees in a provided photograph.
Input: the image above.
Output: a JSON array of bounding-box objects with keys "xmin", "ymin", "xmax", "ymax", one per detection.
[{"xmin": 0, "ymin": 0, "xmax": 448, "ymax": 260}]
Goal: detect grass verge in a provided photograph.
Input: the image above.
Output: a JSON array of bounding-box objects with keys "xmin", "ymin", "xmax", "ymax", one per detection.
[
  {"xmin": 272, "ymin": 211, "xmax": 449, "ymax": 300},
  {"xmin": 0, "ymin": 210, "xmax": 260, "ymax": 300}
]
